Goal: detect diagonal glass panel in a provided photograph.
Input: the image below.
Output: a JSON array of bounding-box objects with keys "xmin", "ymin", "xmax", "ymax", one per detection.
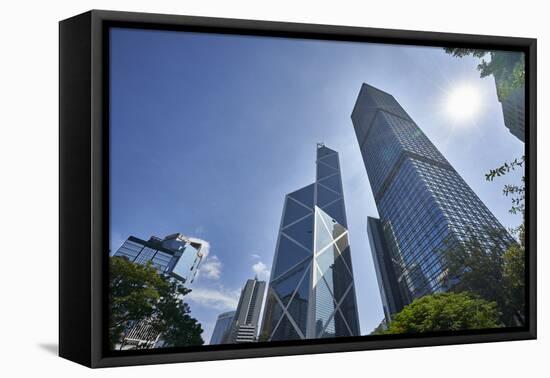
[
  {"xmin": 332, "ymin": 247, "xmax": 354, "ymax": 301},
  {"xmin": 337, "ymin": 285, "xmax": 360, "ymax": 336},
  {"xmin": 272, "ymin": 235, "xmax": 311, "ymax": 279},
  {"xmin": 316, "ymin": 246, "xmax": 337, "ymax": 288},
  {"xmin": 272, "ymin": 262, "xmax": 308, "ymax": 307},
  {"xmin": 286, "ymin": 264, "xmax": 310, "ymax": 336},
  {"xmin": 288, "ymin": 184, "xmax": 314, "ymax": 209},
  {"xmin": 263, "ymin": 291, "xmax": 284, "ymax": 338},
  {"xmin": 314, "ymin": 274, "xmax": 337, "ymax": 338},
  {"xmin": 272, "ymin": 314, "xmax": 302, "ymax": 341},
  {"xmin": 333, "ymin": 308, "xmax": 352, "ymax": 337},
  {"xmin": 282, "ymin": 214, "xmax": 313, "ymax": 251},
  {"xmin": 315, "ymin": 210, "xmax": 335, "ymax": 253},
  {"xmin": 319, "ymin": 154, "xmax": 339, "ymax": 170},
  {"xmin": 282, "ymin": 197, "xmax": 312, "ymax": 227},
  {"xmin": 317, "ymin": 161, "xmax": 338, "ymax": 181},
  {"xmin": 318, "ymin": 207, "xmax": 347, "ymax": 241},
  {"xmin": 320, "ymin": 317, "xmax": 336, "ymax": 338},
  {"xmin": 320, "ymin": 199, "xmax": 347, "ymax": 228},
  {"xmin": 318, "ymin": 173, "xmax": 342, "ymax": 194},
  {"xmin": 334, "ymin": 237, "xmax": 353, "ymax": 276},
  {"xmin": 334, "ymin": 232, "xmax": 349, "ymax": 254},
  {"xmin": 316, "ymin": 184, "xmax": 341, "ymax": 208}
]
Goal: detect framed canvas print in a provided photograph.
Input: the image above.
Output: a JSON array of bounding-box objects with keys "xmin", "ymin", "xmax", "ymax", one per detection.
[{"xmin": 59, "ymin": 10, "xmax": 536, "ymax": 368}]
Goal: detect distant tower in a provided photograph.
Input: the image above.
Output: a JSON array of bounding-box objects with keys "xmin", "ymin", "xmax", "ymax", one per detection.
[
  {"xmin": 210, "ymin": 311, "xmax": 236, "ymax": 345},
  {"xmin": 261, "ymin": 145, "xmax": 361, "ymax": 341},
  {"xmin": 351, "ymin": 83, "xmax": 514, "ymax": 323},
  {"xmin": 226, "ymin": 278, "xmax": 266, "ymax": 343}
]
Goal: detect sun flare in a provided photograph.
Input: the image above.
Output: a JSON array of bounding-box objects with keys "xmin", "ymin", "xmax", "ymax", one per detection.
[{"xmin": 445, "ymin": 83, "xmax": 483, "ymax": 122}]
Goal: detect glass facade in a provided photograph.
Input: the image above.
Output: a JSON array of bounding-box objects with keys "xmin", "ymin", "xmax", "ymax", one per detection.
[
  {"xmin": 492, "ymin": 52, "xmax": 525, "ymax": 142},
  {"xmin": 112, "ymin": 233, "xmax": 206, "ymax": 284},
  {"xmin": 209, "ymin": 311, "xmax": 236, "ymax": 345},
  {"xmin": 226, "ymin": 278, "xmax": 266, "ymax": 343},
  {"xmin": 367, "ymin": 216, "xmax": 405, "ymax": 324},
  {"xmin": 261, "ymin": 145, "xmax": 360, "ymax": 341},
  {"xmin": 353, "ymin": 83, "xmax": 514, "ymax": 315}
]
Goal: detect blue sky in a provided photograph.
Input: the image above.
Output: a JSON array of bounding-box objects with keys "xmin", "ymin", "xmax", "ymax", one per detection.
[{"xmin": 109, "ymin": 28, "xmax": 524, "ymax": 342}]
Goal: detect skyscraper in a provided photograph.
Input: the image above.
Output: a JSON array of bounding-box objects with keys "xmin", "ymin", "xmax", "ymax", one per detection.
[
  {"xmin": 112, "ymin": 233, "xmax": 207, "ymax": 284},
  {"xmin": 494, "ymin": 76, "xmax": 525, "ymax": 142},
  {"xmin": 261, "ymin": 144, "xmax": 361, "ymax": 341},
  {"xmin": 112, "ymin": 233, "xmax": 208, "ymax": 349},
  {"xmin": 226, "ymin": 278, "xmax": 266, "ymax": 343},
  {"xmin": 366, "ymin": 216, "xmax": 405, "ymax": 324},
  {"xmin": 209, "ymin": 311, "xmax": 236, "ymax": 345},
  {"xmin": 351, "ymin": 83, "xmax": 514, "ymax": 322},
  {"xmin": 490, "ymin": 51, "xmax": 525, "ymax": 143}
]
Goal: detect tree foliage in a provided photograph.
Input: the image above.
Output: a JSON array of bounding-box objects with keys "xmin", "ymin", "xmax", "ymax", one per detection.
[
  {"xmin": 486, "ymin": 156, "xmax": 526, "ymax": 216},
  {"xmin": 380, "ymin": 292, "xmax": 501, "ymax": 334},
  {"xmin": 109, "ymin": 256, "xmax": 204, "ymax": 349},
  {"xmin": 439, "ymin": 154, "xmax": 527, "ymax": 327},
  {"xmin": 444, "ymin": 48, "xmax": 525, "ymax": 100},
  {"xmin": 443, "ymin": 231, "xmax": 524, "ymax": 327}
]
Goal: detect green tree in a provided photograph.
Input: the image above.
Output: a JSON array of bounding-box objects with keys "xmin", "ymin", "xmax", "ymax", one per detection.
[
  {"xmin": 109, "ymin": 256, "xmax": 204, "ymax": 349},
  {"xmin": 380, "ymin": 292, "xmax": 501, "ymax": 334},
  {"xmin": 443, "ymin": 230, "xmax": 524, "ymax": 327},
  {"xmin": 486, "ymin": 156, "xmax": 526, "ymax": 216},
  {"xmin": 443, "ymin": 148, "xmax": 527, "ymax": 326},
  {"xmin": 503, "ymin": 236, "xmax": 526, "ymax": 325}
]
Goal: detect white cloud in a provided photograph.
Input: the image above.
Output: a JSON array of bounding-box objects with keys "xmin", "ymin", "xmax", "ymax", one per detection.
[
  {"xmin": 252, "ymin": 261, "xmax": 271, "ymax": 280},
  {"xmin": 200, "ymin": 255, "xmax": 221, "ymax": 280},
  {"xmin": 250, "ymin": 253, "xmax": 261, "ymax": 259},
  {"xmin": 187, "ymin": 287, "xmax": 240, "ymax": 312}
]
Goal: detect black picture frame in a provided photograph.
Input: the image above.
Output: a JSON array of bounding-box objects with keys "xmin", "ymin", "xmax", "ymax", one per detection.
[{"xmin": 59, "ymin": 9, "xmax": 537, "ymax": 368}]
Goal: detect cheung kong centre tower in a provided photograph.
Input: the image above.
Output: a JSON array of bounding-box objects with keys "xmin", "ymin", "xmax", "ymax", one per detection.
[
  {"xmin": 351, "ymin": 83, "xmax": 514, "ymax": 323},
  {"xmin": 261, "ymin": 144, "xmax": 361, "ymax": 341}
]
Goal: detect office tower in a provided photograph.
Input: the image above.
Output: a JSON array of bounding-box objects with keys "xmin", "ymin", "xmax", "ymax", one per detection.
[
  {"xmin": 226, "ymin": 278, "xmax": 266, "ymax": 343},
  {"xmin": 209, "ymin": 311, "xmax": 236, "ymax": 345},
  {"xmin": 352, "ymin": 83, "xmax": 514, "ymax": 323},
  {"xmin": 494, "ymin": 76, "xmax": 525, "ymax": 142},
  {"xmin": 490, "ymin": 52, "xmax": 525, "ymax": 142},
  {"xmin": 112, "ymin": 233, "xmax": 208, "ymax": 349},
  {"xmin": 367, "ymin": 216, "xmax": 405, "ymax": 324},
  {"xmin": 113, "ymin": 233, "xmax": 207, "ymax": 284},
  {"xmin": 261, "ymin": 144, "xmax": 361, "ymax": 341}
]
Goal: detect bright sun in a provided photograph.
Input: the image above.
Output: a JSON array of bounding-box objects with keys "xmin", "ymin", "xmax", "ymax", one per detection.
[{"xmin": 445, "ymin": 83, "xmax": 483, "ymax": 122}]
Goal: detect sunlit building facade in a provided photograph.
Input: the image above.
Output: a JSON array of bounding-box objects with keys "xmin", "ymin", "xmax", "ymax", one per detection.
[
  {"xmin": 261, "ymin": 144, "xmax": 360, "ymax": 341},
  {"xmin": 226, "ymin": 278, "xmax": 266, "ymax": 343},
  {"xmin": 352, "ymin": 83, "xmax": 514, "ymax": 322},
  {"xmin": 112, "ymin": 233, "xmax": 207, "ymax": 284}
]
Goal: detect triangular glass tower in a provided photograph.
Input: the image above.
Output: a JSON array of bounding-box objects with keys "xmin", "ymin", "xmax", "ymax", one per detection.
[{"xmin": 261, "ymin": 144, "xmax": 360, "ymax": 340}]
